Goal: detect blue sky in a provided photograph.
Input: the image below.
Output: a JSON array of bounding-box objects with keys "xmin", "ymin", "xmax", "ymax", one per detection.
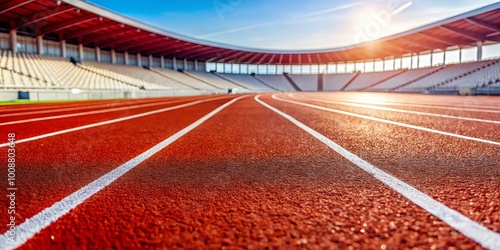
[{"xmin": 88, "ymin": 0, "xmax": 499, "ymax": 50}]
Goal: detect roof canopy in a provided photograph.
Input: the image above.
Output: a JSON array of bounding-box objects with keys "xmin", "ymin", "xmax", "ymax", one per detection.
[{"xmin": 1, "ymin": 0, "xmax": 499, "ymax": 64}]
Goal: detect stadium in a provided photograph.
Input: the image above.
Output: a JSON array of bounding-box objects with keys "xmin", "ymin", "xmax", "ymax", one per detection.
[{"xmin": 0, "ymin": 0, "xmax": 499, "ymax": 249}]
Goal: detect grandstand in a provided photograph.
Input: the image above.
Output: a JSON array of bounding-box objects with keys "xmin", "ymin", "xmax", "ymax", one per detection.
[{"xmin": 0, "ymin": 0, "xmax": 499, "ymax": 100}]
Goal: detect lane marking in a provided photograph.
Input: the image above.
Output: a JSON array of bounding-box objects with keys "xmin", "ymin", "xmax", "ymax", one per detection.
[
  {"xmin": 0, "ymin": 95, "xmax": 246, "ymax": 250},
  {"xmin": 255, "ymin": 95, "xmax": 500, "ymax": 250},
  {"xmin": 0, "ymin": 100, "xmax": 119, "ymax": 112},
  {"xmin": 298, "ymin": 94, "xmax": 500, "ymax": 114},
  {"xmin": 0, "ymin": 96, "xmax": 234, "ymax": 148},
  {"xmin": 272, "ymin": 95, "xmax": 500, "ymax": 146},
  {"xmin": 303, "ymin": 92, "xmax": 500, "ymax": 110},
  {"xmin": 0, "ymin": 98, "xmax": 180, "ymax": 118},
  {"xmin": 286, "ymin": 94, "xmax": 500, "ymax": 125},
  {"xmin": 1, "ymin": 96, "xmax": 229, "ymax": 126}
]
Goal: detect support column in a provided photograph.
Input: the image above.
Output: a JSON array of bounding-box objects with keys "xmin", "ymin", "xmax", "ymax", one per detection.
[
  {"xmin": 410, "ymin": 54, "xmax": 413, "ymax": 69},
  {"xmin": 416, "ymin": 54, "xmax": 420, "ymax": 69},
  {"xmin": 459, "ymin": 48, "xmax": 462, "ymax": 63},
  {"xmin": 184, "ymin": 59, "xmax": 188, "ymax": 71},
  {"xmin": 430, "ymin": 51, "xmax": 433, "ymax": 66},
  {"xmin": 160, "ymin": 56, "xmax": 165, "ymax": 68},
  {"xmin": 124, "ymin": 51, "xmax": 129, "ymax": 65},
  {"xmin": 137, "ymin": 53, "xmax": 142, "ymax": 67},
  {"xmin": 60, "ymin": 40, "xmax": 66, "ymax": 58},
  {"xmin": 393, "ymin": 57, "xmax": 396, "ymax": 70},
  {"xmin": 95, "ymin": 47, "xmax": 101, "ymax": 62},
  {"xmin": 9, "ymin": 29, "xmax": 17, "ymax": 54},
  {"xmin": 111, "ymin": 50, "xmax": 116, "ymax": 64},
  {"xmin": 148, "ymin": 55, "xmax": 153, "ymax": 67},
  {"xmin": 400, "ymin": 56, "xmax": 403, "ymax": 69},
  {"xmin": 477, "ymin": 41, "xmax": 483, "ymax": 61},
  {"xmin": 443, "ymin": 50, "xmax": 446, "ymax": 64},
  {"xmin": 172, "ymin": 57, "xmax": 177, "ymax": 70},
  {"xmin": 36, "ymin": 35, "xmax": 43, "ymax": 55},
  {"xmin": 78, "ymin": 43, "xmax": 84, "ymax": 62}
]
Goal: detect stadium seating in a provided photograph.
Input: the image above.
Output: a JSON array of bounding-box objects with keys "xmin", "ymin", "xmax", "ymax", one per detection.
[
  {"xmin": 440, "ymin": 61, "xmax": 500, "ymax": 88},
  {"xmin": 254, "ymin": 75, "xmax": 296, "ymax": 91},
  {"xmin": 0, "ymin": 50, "xmax": 136, "ymax": 90},
  {"xmin": 184, "ymin": 71, "xmax": 245, "ymax": 90},
  {"xmin": 153, "ymin": 68, "xmax": 219, "ymax": 90},
  {"xmin": 397, "ymin": 60, "xmax": 496, "ymax": 91},
  {"xmin": 84, "ymin": 62, "xmax": 183, "ymax": 90},
  {"xmin": 287, "ymin": 75, "xmax": 318, "ymax": 91},
  {"xmin": 2, "ymin": 48, "xmax": 500, "ymax": 93},
  {"xmin": 344, "ymin": 70, "xmax": 405, "ymax": 91},
  {"xmin": 368, "ymin": 66, "xmax": 444, "ymax": 91},
  {"xmin": 217, "ymin": 73, "xmax": 273, "ymax": 90},
  {"xmin": 323, "ymin": 73, "xmax": 357, "ymax": 91}
]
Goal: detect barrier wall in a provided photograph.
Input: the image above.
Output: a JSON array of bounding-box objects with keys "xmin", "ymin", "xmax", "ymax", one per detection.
[
  {"xmin": 0, "ymin": 89, "xmax": 227, "ymax": 101},
  {"xmin": 0, "ymin": 88, "xmax": 271, "ymax": 101}
]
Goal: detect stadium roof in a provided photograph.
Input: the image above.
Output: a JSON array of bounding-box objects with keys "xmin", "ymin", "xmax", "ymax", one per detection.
[{"xmin": 1, "ymin": 0, "xmax": 499, "ymax": 64}]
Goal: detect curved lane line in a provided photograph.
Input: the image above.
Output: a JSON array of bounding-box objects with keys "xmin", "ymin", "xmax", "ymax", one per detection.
[
  {"xmin": 256, "ymin": 95, "xmax": 500, "ymax": 250},
  {"xmin": 0, "ymin": 95, "xmax": 246, "ymax": 250},
  {"xmin": 0, "ymin": 96, "xmax": 235, "ymax": 148},
  {"xmin": 272, "ymin": 95, "xmax": 500, "ymax": 146}
]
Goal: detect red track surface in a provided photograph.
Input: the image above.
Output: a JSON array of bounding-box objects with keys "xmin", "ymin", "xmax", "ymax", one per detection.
[{"xmin": 0, "ymin": 93, "xmax": 499, "ymax": 249}]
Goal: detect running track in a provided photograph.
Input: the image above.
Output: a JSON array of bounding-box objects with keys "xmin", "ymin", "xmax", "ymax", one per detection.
[{"xmin": 0, "ymin": 92, "xmax": 499, "ymax": 249}]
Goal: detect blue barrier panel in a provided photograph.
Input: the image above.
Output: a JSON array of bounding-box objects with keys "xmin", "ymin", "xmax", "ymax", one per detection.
[{"xmin": 18, "ymin": 91, "xmax": 30, "ymax": 100}]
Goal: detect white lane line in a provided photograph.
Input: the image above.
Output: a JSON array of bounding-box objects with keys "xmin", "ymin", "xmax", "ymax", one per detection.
[
  {"xmin": 0, "ymin": 95, "xmax": 246, "ymax": 250},
  {"xmin": 0, "ymin": 96, "xmax": 232, "ymax": 148},
  {"xmin": 1, "ymin": 96, "xmax": 228, "ymax": 126},
  {"xmin": 286, "ymin": 94, "xmax": 500, "ymax": 125},
  {"xmin": 298, "ymin": 94, "xmax": 500, "ymax": 114},
  {"xmin": 0, "ymin": 100, "xmax": 114, "ymax": 112},
  {"xmin": 0, "ymin": 98, "xmax": 170, "ymax": 118},
  {"xmin": 272, "ymin": 95, "xmax": 500, "ymax": 146},
  {"xmin": 255, "ymin": 95, "xmax": 500, "ymax": 250}
]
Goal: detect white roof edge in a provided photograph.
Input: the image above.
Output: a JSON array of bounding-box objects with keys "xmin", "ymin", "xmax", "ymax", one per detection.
[{"xmin": 64, "ymin": 0, "xmax": 500, "ymax": 54}]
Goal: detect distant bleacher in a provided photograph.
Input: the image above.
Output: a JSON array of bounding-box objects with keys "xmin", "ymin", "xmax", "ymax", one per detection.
[
  {"xmin": 216, "ymin": 73, "xmax": 273, "ymax": 90},
  {"xmin": 2, "ymin": 49, "xmax": 499, "ymax": 93},
  {"xmin": 396, "ymin": 60, "xmax": 499, "ymax": 91},
  {"xmin": 344, "ymin": 70, "xmax": 405, "ymax": 91},
  {"xmin": 368, "ymin": 66, "xmax": 444, "ymax": 91},
  {"xmin": 288, "ymin": 74, "xmax": 318, "ymax": 91},
  {"xmin": 184, "ymin": 71, "xmax": 244, "ymax": 90},
  {"xmin": 255, "ymin": 74, "xmax": 296, "ymax": 91},
  {"xmin": 322, "ymin": 73, "xmax": 357, "ymax": 91}
]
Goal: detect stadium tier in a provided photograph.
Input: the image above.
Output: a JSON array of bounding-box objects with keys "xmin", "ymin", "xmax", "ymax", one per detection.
[
  {"xmin": 367, "ymin": 66, "xmax": 444, "ymax": 91},
  {"xmin": 153, "ymin": 68, "xmax": 220, "ymax": 90},
  {"xmin": 2, "ymin": 49, "xmax": 500, "ymax": 93},
  {"xmin": 216, "ymin": 73, "xmax": 274, "ymax": 91},
  {"xmin": 287, "ymin": 74, "xmax": 319, "ymax": 91},
  {"xmin": 434, "ymin": 60, "xmax": 500, "ymax": 88},
  {"xmin": 0, "ymin": 50, "xmax": 137, "ymax": 90},
  {"xmin": 254, "ymin": 75, "xmax": 297, "ymax": 91},
  {"xmin": 83, "ymin": 62, "xmax": 186, "ymax": 90},
  {"xmin": 343, "ymin": 70, "xmax": 405, "ymax": 91},
  {"xmin": 323, "ymin": 73, "xmax": 358, "ymax": 91},
  {"xmin": 396, "ymin": 60, "xmax": 499, "ymax": 91},
  {"xmin": 183, "ymin": 71, "xmax": 246, "ymax": 90}
]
